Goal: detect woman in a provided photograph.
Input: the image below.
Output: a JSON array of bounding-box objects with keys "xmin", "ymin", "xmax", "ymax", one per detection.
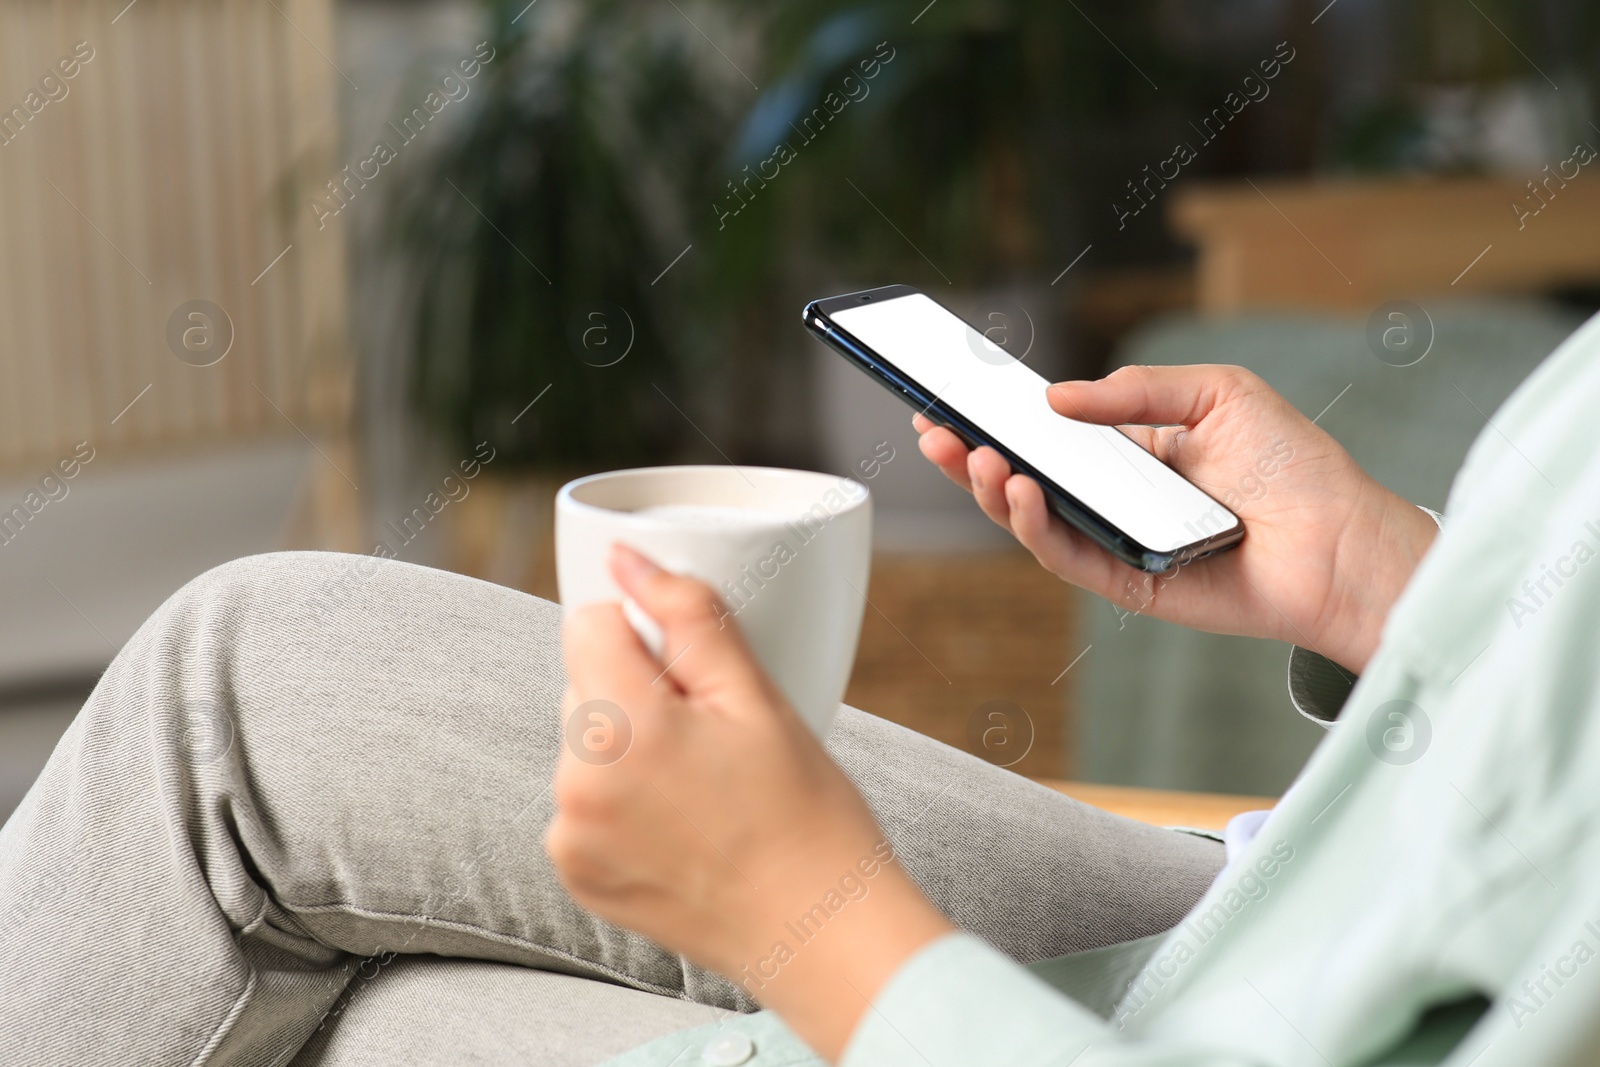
[{"xmin": 5, "ymin": 323, "xmax": 1597, "ymax": 1066}]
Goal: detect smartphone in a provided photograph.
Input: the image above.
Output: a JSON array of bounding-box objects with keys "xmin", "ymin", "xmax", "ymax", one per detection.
[{"xmin": 803, "ymin": 284, "xmax": 1244, "ymax": 572}]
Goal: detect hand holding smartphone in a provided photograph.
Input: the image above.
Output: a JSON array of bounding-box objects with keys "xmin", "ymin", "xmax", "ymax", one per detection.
[{"xmin": 803, "ymin": 285, "xmax": 1243, "ymax": 573}]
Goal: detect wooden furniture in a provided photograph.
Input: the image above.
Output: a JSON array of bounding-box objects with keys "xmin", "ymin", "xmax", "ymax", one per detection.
[
  {"xmin": 1039, "ymin": 780, "xmax": 1273, "ymax": 832},
  {"xmin": 0, "ymin": 0, "xmax": 358, "ymax": 547},
  {"xmin": 1171, "ymin": 175, "xmax": 1600, "ymax": 313}
]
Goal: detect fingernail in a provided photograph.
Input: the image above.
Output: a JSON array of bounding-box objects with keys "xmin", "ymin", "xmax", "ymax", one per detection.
[{"xmin": 609, "ymin": 543, "xmax": 661, "ymax": 584}]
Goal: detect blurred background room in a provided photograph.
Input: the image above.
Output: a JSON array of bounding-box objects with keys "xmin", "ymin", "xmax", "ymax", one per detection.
[{"xmin": 3, "ymin": 0, "xmax": 1599, "ymax": 822}]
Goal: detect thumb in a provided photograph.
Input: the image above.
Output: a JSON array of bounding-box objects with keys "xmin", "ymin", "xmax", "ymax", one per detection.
[
  {"xmin": 1048, "ymin": 364, "xmax": 1240, "ymax": 428},
  {"xmin": 607, "ymin": 543, "xmax": 773, "ymax": 708}
]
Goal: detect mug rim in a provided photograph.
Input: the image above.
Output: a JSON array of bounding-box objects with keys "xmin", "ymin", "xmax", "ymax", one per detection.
[{"xmin": 557, "ymin": 464, "xmax": 870, "ymax": 526}]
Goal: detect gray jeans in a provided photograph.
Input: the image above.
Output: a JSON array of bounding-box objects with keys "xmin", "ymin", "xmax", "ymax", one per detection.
[{"xmin": 0, "ymin": 552, "xmax": 1223, "ymax": 1066}]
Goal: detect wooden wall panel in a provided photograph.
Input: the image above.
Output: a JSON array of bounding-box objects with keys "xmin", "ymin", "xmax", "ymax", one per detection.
[{"xmin": 0, "ymin": 0, "xmax": 349, "ymax": 472}]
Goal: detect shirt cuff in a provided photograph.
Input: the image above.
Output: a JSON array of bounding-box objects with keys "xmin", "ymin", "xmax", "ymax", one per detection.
[
  {"xmin": 1286, "ymin": 645, "xmax": 1358, "ymax": 726},
  {"xmin": 1285, "ymin": 503, "xmax": 1442, "ymax": 726},
  {"xmin": 841, "ymin": 933, "xmax": 1104, "ymax": 1067}
]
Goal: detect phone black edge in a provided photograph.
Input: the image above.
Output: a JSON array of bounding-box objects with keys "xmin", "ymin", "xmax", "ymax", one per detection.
[{"xmin": 802, "ymin": 286, "xmax": 1246, "ymax": 574}]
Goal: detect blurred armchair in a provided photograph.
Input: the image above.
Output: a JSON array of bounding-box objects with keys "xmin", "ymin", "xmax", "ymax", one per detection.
[
  {"xmin": 1071, "ymin": 176, "xmax": 1598, "ymax": 796},
  {"xmin": 1075, "ymin": 298, "xmax": 1583, "ymax": 796}
]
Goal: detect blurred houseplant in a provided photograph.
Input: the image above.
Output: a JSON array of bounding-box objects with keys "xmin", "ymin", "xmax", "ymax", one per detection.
[
  {"xmin": 385, "ymin": 0, "xmax": 1283, "ymax": 473},
  {"xmin": 722, "ymin": 1, "xmax": 1192, "ymax": 291},
  {"xmin": 1330, "ymin": 0, "xmax": 1598, "ymax": 173},
  {"xmin": 707, "ymin": 0, "xmax": 1207, "ymax": 464},
  {"xmin": 386, "ymin": 0, "xmax": 748, "ymax": 470},
  {"xmin": 714, "ymin": 0, "xmax": 1304, "ymax": 390}
]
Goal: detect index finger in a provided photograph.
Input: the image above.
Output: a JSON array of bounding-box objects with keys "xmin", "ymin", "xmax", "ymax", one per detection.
[
  {"xmin": 608, "ymin": 544, "xmax": 774, "ymax": 711},
  {"xmin": 562, "ymin": 602, "xmax": 662, "ymax": 710}
]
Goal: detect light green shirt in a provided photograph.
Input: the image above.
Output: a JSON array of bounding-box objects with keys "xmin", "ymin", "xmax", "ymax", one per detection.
[{"xmin": 612, "ymin": 312, "xmax": 1600, "ymax": 1067}]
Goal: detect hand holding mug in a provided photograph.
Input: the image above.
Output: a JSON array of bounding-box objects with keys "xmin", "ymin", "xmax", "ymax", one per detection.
[{"xmin": 549, "ymin": 545, "xmax": 953, "ymax": 1063}]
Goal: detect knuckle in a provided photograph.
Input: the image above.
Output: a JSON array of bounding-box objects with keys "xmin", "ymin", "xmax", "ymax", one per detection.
[
  {"xmin": 553, "ymin": 757, "xmax": 606, "ymax": 811},
  {"xmin": 550, "ymin": 761, "xmax": 584, "ymax": 812},
  {"xmin": 544, "ymin": 818, "xmax": 577, "ymax": 868},
  {"xmin": 546, "ymin": 817, "xmax": 623, "ymax": 890},
  {"xmin": 1215, "ymin": 364, "xmax": 1262, "ymax": 393},
  {"xmin": 545, "ymin": 823, "xmax": 601, "ymax": 889}
]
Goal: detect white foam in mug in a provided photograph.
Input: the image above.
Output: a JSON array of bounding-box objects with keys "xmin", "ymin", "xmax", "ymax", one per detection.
[{"xmin": 555, "ymin": 466, "xmax": 873, "ymax": 736}]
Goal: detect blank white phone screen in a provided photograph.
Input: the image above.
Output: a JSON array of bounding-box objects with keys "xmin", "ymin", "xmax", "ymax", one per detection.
[{"xmin": 830, "ymin": 293, "xmax": 1234, "ymax": 554}]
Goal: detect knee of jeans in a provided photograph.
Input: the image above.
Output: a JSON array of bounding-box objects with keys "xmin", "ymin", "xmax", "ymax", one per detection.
[
  {"xmin": 111, "ymin": 553, "xmax": 375, "ymax": 761},
  {"xmin": 175, "ymin": 551, "xmax": 383, "ymax": 619},
  {"xmin": 127, "ymin": 551, "xmax": 379, "ymax": 679}
]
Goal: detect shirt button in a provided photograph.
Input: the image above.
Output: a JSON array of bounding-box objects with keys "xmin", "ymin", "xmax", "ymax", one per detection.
[{"xmin": 702, "ymin": 1030, "xmax": 756, "ymax": 1065}]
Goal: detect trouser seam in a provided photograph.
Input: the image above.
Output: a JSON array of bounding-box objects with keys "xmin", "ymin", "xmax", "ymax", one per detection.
[
  {"xmin": 191, "ymin": 966, "xmax": 259, "ymax": 1067},
  {"xmin": 282, "ymin": 898, "xmax": 698, "ymax": 1004}
]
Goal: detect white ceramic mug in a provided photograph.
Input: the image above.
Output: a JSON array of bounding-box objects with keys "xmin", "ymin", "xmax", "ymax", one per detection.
[{"xmin": 555, "ymin": 465, "xmax": 872, "ymax": 737}]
